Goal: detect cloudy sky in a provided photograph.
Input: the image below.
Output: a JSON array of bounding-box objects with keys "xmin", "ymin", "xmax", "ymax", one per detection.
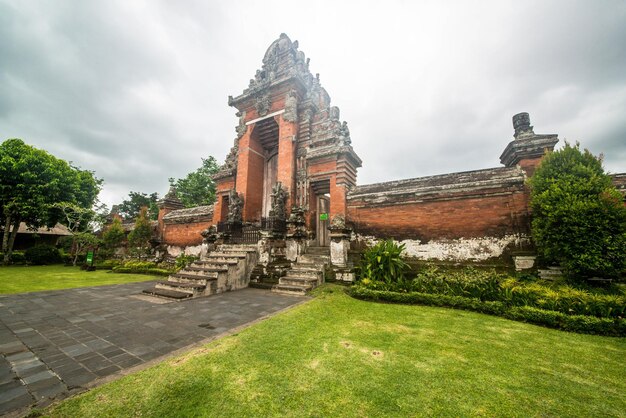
[{"xmin": 1, "ymin": 0, "xmax": 625, "ymax": 209}]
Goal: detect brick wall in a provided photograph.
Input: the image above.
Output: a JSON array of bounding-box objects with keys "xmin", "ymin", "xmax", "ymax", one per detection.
[
  {"xmin": 347, "ymin": 167, "xmax": 530, "ymax": 241},
  {"xmin": 162, "ymin": 221, "xmax": 213, "ymax": 247}
]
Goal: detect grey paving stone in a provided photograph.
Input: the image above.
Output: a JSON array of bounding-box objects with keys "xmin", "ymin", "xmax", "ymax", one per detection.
[
  {"xmin": 0, "ymin": 384, "xmax": 30, "ymax": 403},
  {"xmin": 6, "ymin": 351, "xmax": 35, "ymax": 362},
  {"xmin": 0, "ymin": 392, "xmax": 34, "ymax": 415},
  {"xmin": 22, "ymin": 370, "xmax": 56, "ymax": 384},
  {"xmin": 0, "ymin": 283, "xmax": 304, "ymax": 415}
]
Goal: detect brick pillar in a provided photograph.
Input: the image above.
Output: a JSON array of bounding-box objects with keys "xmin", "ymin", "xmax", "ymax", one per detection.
[
  {"xmin": 329, "ymin": 176, "xmax": 347, "ymax": 219},
  {"xmin": 236, "ymin": 124, "xmax": 264, "ymax": 221},
  {"xmin": 277, "ymin": 115, "xmax": 298, "ymax": 212}
]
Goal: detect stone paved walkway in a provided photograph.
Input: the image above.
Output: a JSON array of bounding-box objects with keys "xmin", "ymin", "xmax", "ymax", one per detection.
[{"xmin": 0, "ymin": 282, "xmax": 305, "ymax": 415}]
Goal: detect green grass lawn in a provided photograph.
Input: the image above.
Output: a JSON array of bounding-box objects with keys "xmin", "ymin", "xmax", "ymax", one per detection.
[
  {"xmin": 0, "ymin": 265, "xmax": 155, "ymax": 294},
  {"xmin": 47, "ymin": 285, "xmax": 626, "ymax": 417}
]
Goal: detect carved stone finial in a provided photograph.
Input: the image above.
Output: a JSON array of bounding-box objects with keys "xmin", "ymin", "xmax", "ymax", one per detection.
[
  {"xmin": 165, "ymin": 186, "xmax": 178, "ymax": 200},
  {"xmin": 330, "ymin": 214, "xmax": 346, "ymax": 229},
  {"xmin": 513, "ymin": 112, "xmax": 534, "ymax": 139},
  {"xmin": 158, "ymin": 186, "xmax": 184, "ymax": 210}
]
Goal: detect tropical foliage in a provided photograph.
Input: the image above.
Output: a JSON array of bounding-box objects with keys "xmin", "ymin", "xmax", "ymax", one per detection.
[
  {"xmin": 0, "ymin": 138, "xmax": 101, "ymax": 264},
  {"xmin": 528, "ymin": 142, "xmax": 626, "ymax": 279},
  {"xmin": 168, "ymin": 156, "xmax": 219, "ymax": 208}
]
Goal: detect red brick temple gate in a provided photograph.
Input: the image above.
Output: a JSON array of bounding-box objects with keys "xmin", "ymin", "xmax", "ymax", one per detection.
[{"xmin": 211, "ymin": 33, "xmax": 361, "ymax": 247}]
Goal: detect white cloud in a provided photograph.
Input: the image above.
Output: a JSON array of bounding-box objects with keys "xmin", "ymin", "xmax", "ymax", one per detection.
[{"xmin": 0, "ymin": 0, "xmax": 624, "ymax": 207}]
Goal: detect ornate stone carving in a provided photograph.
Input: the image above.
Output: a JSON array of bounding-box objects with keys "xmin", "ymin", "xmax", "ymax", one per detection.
[
  {"xmin": 283, "ymin": 89, "xmax": 298, "ymax": 122},
  {"xmin": 235, "ymin": 111, "xmax": 247, "ymax": 139},
  {"xmin": 330, "ymin": 214, "xmax": 346, "ymax": 229},
  {"xmin": 255, "ymin": 94, "xmax": 271, "ymax": 116},
  {"xmin": 286, "ymin": 206, "xmax": 307, "ymax": 239},
  {"xmin": 338, "ymin": 121, "xmax": 351, "ymax": 145},
  {"xmin": 227, "ymin": 189, "xmax": 244, "ymax": 224},
  {"xmin": 269, "ymin": 182, "xmax": 288, "ymax": 221},
  {"xmin": 330, "ymin": 106, "xmax": 340, "ymax": 121}
]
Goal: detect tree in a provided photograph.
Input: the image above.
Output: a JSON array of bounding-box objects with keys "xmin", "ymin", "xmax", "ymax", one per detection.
[
  {"xmin": 0, "ymin": 139, "xmax": 101, "ymax": 264},
  {"xmin": 102, "ymin": 218, "xmax": 125, "ymax": 253},
  {"xmin": 169, "ymin": 156, "xmax": 219, "ymax": 208},
  {"xmin": 71, "ymin": 232, "xmax": 100, "ymax": 266},
  {"xmin": 118, "ymin": 191, "xmax": 159, "ymax": 220},
  {"xmin": 529, "ymin": 142, "xmax": 626, "ymax": 280},
  {"xmin": 127, "ymin": 207, "xmax": 152, "ymax": 257}
]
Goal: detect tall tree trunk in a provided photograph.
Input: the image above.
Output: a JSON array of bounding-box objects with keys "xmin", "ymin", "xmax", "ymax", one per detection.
[
  {"xmin": 5, "ymin": 219, "xmax": 20, "ymax": 265},
  {"xmin": 3, "ymin": 215, "xmax": 12, "ymax": 265},
  {"xmin": 2, "ymin": 215, "xmax": 11, "ymax": 252}
]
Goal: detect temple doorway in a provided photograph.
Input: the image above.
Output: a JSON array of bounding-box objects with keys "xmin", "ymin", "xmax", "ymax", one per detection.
[
  {"xmin": 262, "ymin": 152, "xmax": 278, "ymax": 217},
  {"xmin": 317, "ymin": 195, "xmax": 330, "ymax": 246}
]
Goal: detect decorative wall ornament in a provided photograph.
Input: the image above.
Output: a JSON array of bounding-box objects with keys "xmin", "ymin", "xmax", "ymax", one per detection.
[
  {"xmin": 283, "ymin": 89, "xmax": 298, "ymax": 122},
  {"xmin": 255, "ymin": 94, "xmax": 271, "ymax": 116},
  {"xmin": 227, "ymin": 190, "xmax": 244, "ymax": 224},
  {"xmin": 235, "ymin": 111, "xmax": 247, "ymax": 138}
]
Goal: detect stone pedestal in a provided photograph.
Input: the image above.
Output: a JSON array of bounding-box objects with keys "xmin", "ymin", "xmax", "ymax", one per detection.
[
  {"xmin": 328, "ymin": 216, "xmax": 351, "ymax": 268},
  {"xmin": 513, "ymin": 255, "xmax": 536, "ymax": 271},
  {"xmin": 258, "ymin": 230, "xmax": 273, "ymax": 265},
  {"xmin": 285, "ymin": 207, "xmax": 307, "ymax": 262}
]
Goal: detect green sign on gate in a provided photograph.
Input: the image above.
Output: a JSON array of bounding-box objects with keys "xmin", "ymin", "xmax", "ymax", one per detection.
[
  {"xmin": 319, "ymin": 213, "xmax": 328, "ymax": 221},
  {"xmin": 86, "ymin": 251, "xmax": 94, "ymax": 265}
]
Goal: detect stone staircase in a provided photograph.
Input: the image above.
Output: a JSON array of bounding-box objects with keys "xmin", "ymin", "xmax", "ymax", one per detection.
[
  {"xmin": 272, "ymin": 246, "xmax": 329, "ymax": 296},
  {"xmin": 143, "ymin": 244, "xmax": 258, "ymax": 300}
]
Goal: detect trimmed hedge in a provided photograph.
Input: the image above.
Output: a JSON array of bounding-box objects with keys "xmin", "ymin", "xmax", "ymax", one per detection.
[
  {"xmin": 348, "ymin": 286, "xmax": 626, "ymax": 337},
  {"xmin": 112, "ymin": 267, "xmax": 172, "ymax": 276},
  {"xmin": 370, "ymin": 268, "xmax": 626, "ymax": 319},
  {"xmin": 110, "ymin": 259, "xmax": 175, "ymax": 276}
]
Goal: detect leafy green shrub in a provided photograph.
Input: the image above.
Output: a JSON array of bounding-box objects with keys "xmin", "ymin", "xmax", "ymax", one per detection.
[
  {"xmin": 95, "ymin": 259, "xmax": 123, "ymax": 270},
  {"xmin": 24, "ymin": 244, "xmax": 62, "ymax": 265},
  {"xmin": 0, "ymin": 251, "xmax": 26, "ymax": 264},
  {"xmin": 111, "ymin": 259, "xmax": 173, "ymax": 276},
  {"xmin": 409, "ymin": 267, "xmax": 503, "ymax": 300},
  {"xmin": 529, "ymin": 142, "xmax": 626, "ymax": 280},
  {"xmin": 499, "ymin": 279, "xmax": 626, "ymax": 319},
  {"xmin": 123, "ymin": 260, "xmax": 157, "ymax": 269},
  {"xmin": 175, "ymin": 254, "xmax": 198, "ymax": 270},
  {"xmin": 127, "ymin": 207, "xmax": 153, "ymax": 257},
  {"xmin": 102, "ymin": 218, "xmax": 125, "ymax": 253},
  {"xmin": 357, "ymin": 240, "xmax": 409, "ymax": 284},
  {"xmin": 349, "ymin": 287, "xmax": 626, "ymax": 336}
]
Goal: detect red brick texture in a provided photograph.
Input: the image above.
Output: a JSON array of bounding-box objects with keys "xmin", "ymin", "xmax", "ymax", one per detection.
[
  {"xmin": 162, "ymin": 221, "xmax": 212, "ymax": 247},
  {"xmin": 236, "ymin": 125, "xmax": 265, "ymax": 221},
  {"xmin": 277, "ymin": 115, "xmax": 297, "ymax": 209},
  {"xmin": 347, "ymin": 192, "xmax": 530, "ymax": 241}
]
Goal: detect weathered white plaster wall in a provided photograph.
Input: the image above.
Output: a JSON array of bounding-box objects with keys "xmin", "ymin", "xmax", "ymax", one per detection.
[
  {"xmin": 165, "ymin": 244, "xmax": 206, "ymax": 258},
  {"xmin": 355, "ymin": 234, "xmax": 531, "ymax": 262}
]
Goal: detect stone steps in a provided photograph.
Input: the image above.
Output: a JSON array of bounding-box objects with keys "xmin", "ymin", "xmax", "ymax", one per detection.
[
  {"xmin": 271, "ymin": 247, "xmax": 328, "ymax": 296},
  {"xmin": 143, "ymin": 288, "xmax": 193, "ymax": 300},
  {"xmin": 143, "ymin": 244, "xmax": 258, "ymax": 300},
  {"xmin": 155, "ymin": 280, "xmax": 206, "ymax": 295}
]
